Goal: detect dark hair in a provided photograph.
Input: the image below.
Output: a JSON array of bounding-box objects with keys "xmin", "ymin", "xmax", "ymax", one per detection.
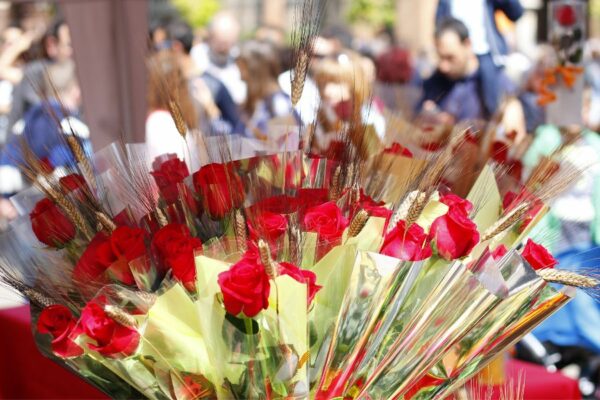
[
  {"xmin": 167, "ymin": 20, "xmax": 194, "ymax": 54},
  {"xmin": 435, "ymin": 17, "xmax": 470, "ymax": 42}
]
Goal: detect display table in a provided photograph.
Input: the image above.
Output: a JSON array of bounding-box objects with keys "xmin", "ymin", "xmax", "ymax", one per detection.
[
  {"xmin": 0, "ymin": 305, "xmax": 107, "ymax": 399},
  {"xmin": 0, "ymin": 305, "xmax": 581, "ymax": 399}
]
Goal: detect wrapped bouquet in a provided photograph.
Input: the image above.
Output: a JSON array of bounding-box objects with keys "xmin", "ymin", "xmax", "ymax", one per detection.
[{"xmin": 1, "ymin": 2, "xmax": 598, "ymax": 398}]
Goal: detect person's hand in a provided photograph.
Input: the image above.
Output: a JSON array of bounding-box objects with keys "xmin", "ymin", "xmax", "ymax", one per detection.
[{"xmin": 0, "ymin": 198, "xmax": 17, "ymax": 221}]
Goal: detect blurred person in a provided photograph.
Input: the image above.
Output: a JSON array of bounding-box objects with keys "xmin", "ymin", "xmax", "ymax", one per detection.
[
  {"xmin": 146, "ymin": 50, "xmax": 200, "ymax": 163},
  {"xmin": 312, "ymin": 51, "xmax": 386, "ymax": 152},
  {"xmin": 585, "ymin": 40, "xmax": 600, "ymax": 132},
  {"xmin": 191, "ymin": 11, "xmax": 246, "ymax": 105},
  {"xmin": 0, "ymin": 59, "xmax": 89, "ymax": 200},
  {"xmin": 7, "ymin": 19, "xmax": 72, "ymax": 138},
  {"xmin": 0, "ymin": 26, "xmax": 34, "ymax": 145},
  {"xmin": 255, "ymin": 24, "xmax": 286, "ymax": 48},
  {"xmin": 166, "ymin": 20, "xmax": 241, "ymax": 135},
  {"xmin": 236, "ymin": 40, "xmax": 295, "ymax": 140},
  {"xmin": 436, "ymin": 0, "xmax": 523, "ymax": 115},
  {"xmin": 418, "ymin": 18, "xmax": 515, "ymax": 123}
]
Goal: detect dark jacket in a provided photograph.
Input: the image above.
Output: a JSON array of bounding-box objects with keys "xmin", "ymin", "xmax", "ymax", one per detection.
[{"xmin": 436, "ymin": 0, "xmax": 524, "ymax": 62}]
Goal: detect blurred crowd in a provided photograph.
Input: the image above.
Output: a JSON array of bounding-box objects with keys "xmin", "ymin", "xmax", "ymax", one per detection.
[{"xmin": 0, "ymin": 2, "xmax": 600, "ymax": 249}]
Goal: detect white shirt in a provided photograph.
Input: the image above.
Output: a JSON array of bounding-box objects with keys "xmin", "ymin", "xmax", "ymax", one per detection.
[
  {"xmin": 450, "ymin": 0, "xmax": 490, "ymax": 55},
  {"xmin": 145, "ymin": 110, "xmax": 202, "ymax": 171}
]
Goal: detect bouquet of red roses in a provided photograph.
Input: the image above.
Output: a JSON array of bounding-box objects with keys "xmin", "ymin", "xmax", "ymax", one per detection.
[{"xmin": 0, "ymin": 120, "xmax": 595, "ymax": 399}]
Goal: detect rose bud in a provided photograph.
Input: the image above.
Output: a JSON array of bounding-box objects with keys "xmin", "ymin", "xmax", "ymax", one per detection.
[
  {"xmin": 73, "ymin": 226, "xmax": 147, "ymax": 286},
  {"xmin": 218, "ymin": 256, "xmax": 271, "ymax": 318},
  {"xmin": 522, "ymin": 239, "xmax": 558, "ymax": 270},
  {"xmin": 304, "ymin": 201, "xmax": 349, "ymax": 244},
  {"xmin": 192, "ymin": 163, "xmax": 245, "ymax": 220},
  {"xmin": 151, "ymin": 158, "xmax": 190, "ymax": 204},
  {"xmin": 383, "ymin": 142, "xmax": 413, "ymax": 157},
  {"xmin": 381, "ymin": 220, "xmax": 432, "ymax": 261},
  {"xmin": 279, "ymin": 262, "xmax": 322, "ymax": 304},
  {"xmin": 37, "ymin": 305, "xmax": 83, "ymax": 358},
  {"xmin": 491, "ymin": 244, "xmax": 508, "ymax": 261},
  {"xmin": 429, "ymin": 208, "xmax": 480, "ymax": 260},
  {"xmin": 59, "ymin": 173, "xmax": 88, "ymax": 194},
  {"xmin": 439, "ymin": 193, "xmax": 473, "ymax": 216},
  {"xmin": 30, "ymin": 198, "xmax": 76, "ymax": 248},
  {"xmin": 248, "ymin": 211, "xmax": 288, "ymax": 243},
  {"xmin": 152, "ymin": 223, "xmax": 202, "ymax": 290},
  {"xmin": 79, "ymin": 302, "xmax": 139, "ymax": 357}
]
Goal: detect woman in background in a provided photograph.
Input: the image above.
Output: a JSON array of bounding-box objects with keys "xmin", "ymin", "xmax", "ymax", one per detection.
[
  {"xmin": 146, "ymin": 50, "xmax": 201, "ymax": 165},
  {"xmin": 236, "ymin": 40, "xmax": 295, "ymax": 140}
]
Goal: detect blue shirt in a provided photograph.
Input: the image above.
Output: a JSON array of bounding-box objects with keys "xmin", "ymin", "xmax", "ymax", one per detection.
[{"xmin": 420, "ymin": 70, "xmax": 486, "ymax": 121}]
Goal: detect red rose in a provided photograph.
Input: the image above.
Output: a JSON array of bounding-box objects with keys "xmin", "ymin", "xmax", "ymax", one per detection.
[
  {"xmin": 304, "ymin": 201, "xmax": 349, "ymax": 243},
  {"xmin": 218, "ymin": 257, "xmax": 271, "ymax": 317},
  {"xmin": 491, "ymin": 244, "xmax": 508, "ymax": 260},
  {"xmin": 248, "ymin": 211, "xmax": 288, "ymax": 243},
  {"xmin": 522, "ymin": 239, "xmax": 558, "ymax": 270},
  {"xmin": 37, "ymin": 305, "xmax": 83, "ymax": 358},
  {"xmin": 152, "ymin": 224, "xmax": 202, "ymax": 288},
  {"xmin": 555, "ymin": 5, "xmax": 577, "ymax": 26},
  {"xmin": 151, "ymin": 158, "xmax": 190, "ymax": 204},
  {"xmin": 357, "ymin": 190, "xmax": 393, "ymax": 220},
  {"xmin": 73, "ymin": 226, "xmax": 146, "ymax": 286},
  {"xmin": 383, "ymin": 142, "xmax": 413, "ymax": 157},
  {"xmin": 439, "ymin": 193, "xmax": 473, "ymax": 216},
  {"xmin": 279, "ymin": 262, "xmax": 321, "ymax": 304},
  {"xmin": 59, "ymin": 174, "xmax": 87, "ymax": 193},
  {"xmin": 381, "ymin": 220, "xmax": 432, "ymax": 261},
  {"xmin": 252, "ymin": 195, "xmax": 298, "ymax": 215},
  {"xmin": 429, "ymin": 208, "xmax": 480, "ymax": 260},
  {"xmin": 192, "ymin": 163, "xmax": 245, "ymax": 219},
  {"xmin": 79, "ymin": 302, "xmax": 139, "ymax": 356},
  {"xmin": 491, "ymin": 141, "xmax": 509, "ymax": 164},
  {"xmin": 502, "ymin": 190, "xmax": 543, "ymax": 232},
  {"xmin": 30, "ymin": 198, "xmax": 75, "ymax": 248}
]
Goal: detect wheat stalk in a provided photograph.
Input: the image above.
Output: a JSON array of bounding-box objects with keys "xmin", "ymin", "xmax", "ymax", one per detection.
[
  {"xmin": 95, "ymin": 212, "xmax": 116, "ymax": 233},
  {"xmin": 348, "ymin": 210, "xmax": 369, "ymax": 238},
  {"xmin": 258, "ymin": 239, "xmax": 277, "ymax": 279},
  {"xmin": 234, "ymin": 210, "xmax": 247, "ymax": 253},
  {"xmin": 65, "ymin": 134, "xmax": 97, "ymax": 192},
  {"xmin": 291, "ymin": 51, "xmax": 309, "ymax": 106},
  {"xmin": 155, "ymin": 207, "xmax": 168, "ymax": 228},
  {"xmin": 538, "ymin": 268, "xmax": 599, "ymax": 288},
  {"xmin": 104, "ymin": 305, "xmax": 138, "ymax": 328},
  {"xmin": 168, "ymin": 100, "xmax": 187, "ymax": 139},
  {"xmin": 330, "ymin": 166, "xmax": 342, "ymax": 201},
  {"xmin": 480, "ymin": 202, "xmax": 530, "ymax": 242}
]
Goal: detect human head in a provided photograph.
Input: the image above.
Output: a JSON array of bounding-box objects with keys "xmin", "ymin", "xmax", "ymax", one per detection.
[
  {"xmin": 44, "ymin": 59, "xmax": 80, "ymax": 110},
  {"xmin": 434, "ymin": 18, "xmax": 474, "ymax": 80},
  {"xmin": 207, "ymin": 11, "xmax": 240, "ymax": 66},
  {"xmin": 167, "ymin": 20, "xmax": 194, "ymax": 55},
  {"xmin": 236, "ymin": 40, "xmax": 281, "ymax": 114},
  {"xmin": 147, "ymin": 50, "xmax": 198, "ymax": 130},
  {"xmin": 43, "ymin": 19, "xmax": 72, "ymax": 62}
]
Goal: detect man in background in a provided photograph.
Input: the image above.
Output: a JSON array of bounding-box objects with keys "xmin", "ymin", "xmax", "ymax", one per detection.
[
  {"xmin": 191, "ymin": 12, "xmax": 246, "ymax": 105},
  {"xmin": 167, "ymin": 20, "xmax": 241, "ymax": 134},
  {"xmin": 419, "ymin": 18, "xmax": 514, "ymax": 123},
  {"xmin": 436, "ymin": 0, "xmax": 523, "ymax": 116}
]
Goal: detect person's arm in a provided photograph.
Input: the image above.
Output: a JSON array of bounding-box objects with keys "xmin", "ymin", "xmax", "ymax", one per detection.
[
  {"xmin": 493, "ymin": 0, "xmax": 524, "ymax": 22},
  {"xmin": 435, "ymin": 0, "xmax": 451, "ymax": 26}
]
